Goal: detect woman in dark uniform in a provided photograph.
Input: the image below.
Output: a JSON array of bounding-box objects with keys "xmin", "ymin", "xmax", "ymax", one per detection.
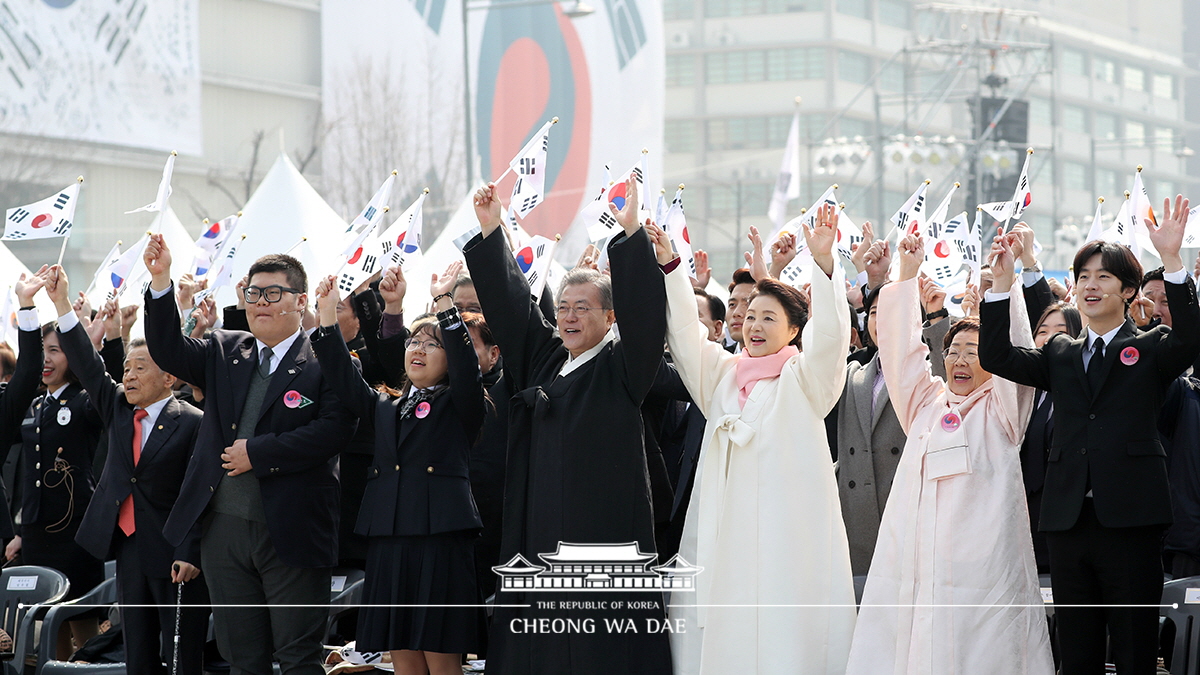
[
  {"xmin": 6, "ymin": 313, "xmax": 106, "ymax": 658},
  {"xmin": 313, "ymin": 262, "xmax": 486, "ymax": 675}
]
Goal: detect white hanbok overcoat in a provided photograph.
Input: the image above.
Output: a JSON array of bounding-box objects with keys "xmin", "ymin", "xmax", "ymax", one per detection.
[
  {"xmin": 664, "ymin": 263, "xmax": 857, "ymax": 675},
  {"xmin": 844, "ymin": 277, "xmax": 1054, "ymax": 675}
]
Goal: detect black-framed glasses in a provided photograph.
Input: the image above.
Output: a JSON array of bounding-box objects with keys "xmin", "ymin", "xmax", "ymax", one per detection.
[
  {"xmin": 555, "ymin": 305, "xmax": 610, "ymax": 318},
  {"xmin": 942, "ymin": 348, "xmax": 980, "ymax": 364},
  {"xmin": 404, "ymin": 338, "xmax": 443, "ymax": 352},
  {"xmin": 243, "ymin": 285, "xmax": 301, "ymax": 304}
]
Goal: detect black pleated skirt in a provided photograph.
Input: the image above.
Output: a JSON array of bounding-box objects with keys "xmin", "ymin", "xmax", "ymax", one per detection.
[
  {"xmin": 358, "ymin": 530, "xmax": 486, "ymax": 654},
  {"xmin": 22, "ymin": 519, "xmax": 104, "ymax": 601}
]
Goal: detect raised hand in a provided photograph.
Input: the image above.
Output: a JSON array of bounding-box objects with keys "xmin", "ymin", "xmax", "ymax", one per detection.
[
  {"xmin": 14, "ymin": 266, "xmax": 49, "ymax": 307},
  {"xmin": 431, "ymin": 260, "xmax": 464, "ymax": 310},
  {"xmin": 850, "ymin": 221, "xmax": 874, "ymax": 274},
  {"xmin": 803, "ymin": 203, "xmax": 838, "ymax": 276},
  {"xmin": 744, "ymin": 226, "xmax": 771, "ymax": 281},
  {"xmin": 1130, "ymin": 294, "xmax": 1155, "ymax": 327},
  {"xmin": 989, "ymin": 235, "xmax": 1016, "ymax": 292},
  {"xmin": 234, "ymin": 275, "xmax": 249, "ymax": 310},
  {"xmin": 120, "ymin": 305, "xmax": 139, "ymax": 342},
  {"xmin": 314, "ymin": 275, "xmax": 339, "ymax": 327},
  {"xmin": 1009, "ymin": 222, "xmax": 1038, "ymax": 267},
  {"xmin": 574, "ymin": 243, "xmax": 601, "ymax": 272},
  {"xmin": 473, "ymin": 183, "xmax": 504, "ymax": 237},
  {"xmin": 610, "ymin": 175, "xmax": 641, "ymax": 235},
  {"xmin": 176, "ymin": 273, "xmax": 206, "ymax": 311},
  {"xmin": 1148, "ymin": 195, "xmax": 1190, "ymax": 272},
  {"xmin": 645, "ymin": 222, "xmax": 677, "ymax": 266},
  {"xmin": 692, "ymin": 249, "xmax": 711, "ymax": 289},
  {"xmin": 897, "ymin": 233, "xmax": 924, "ymax": 282},
  {"xmin": 86, "ymin": 302, "xmax": 109, "ymax": 348},
  {"xmin": 918, "ymin": 275, "xmax": 946, "ymax": 316},
  {"xmin": 144, "ymin": 234, "xmax": 173, "ymax": 291},
  {"xmin": 45, "ymin": 265, "xmax": 72, "ymax": 313},
  {"xmin": 73, "ymin": 291, "xmax": 93, "ymax": 323},
  {"xmin": 101, "ymin": 297, "xmax": 122, "ymax": 341},
  {"xmin": 769, "ymin": 232, "xmax": 799, "ymax": 278},
  {"xmin": 190, "ymin": 297, "xmax": 217, "ymax": 339},
  {"xmin": 378, "ymin": 265, "xmax": 407, "ymax": 315},
  {"xmin": 961, "ymin": 283, "xmax": 981, "ymax": 317},
  {"xmin": 863, "ymin": 240, "xmax": 891, "ymax": 290}
]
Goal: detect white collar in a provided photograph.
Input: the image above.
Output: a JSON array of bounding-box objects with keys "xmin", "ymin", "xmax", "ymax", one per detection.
[
  {"xmin": 1085, "ymin": 323, "xmax": 1123, "ymax": 352},
  {"xmin": 559, "ymin": 328, "xmax": 617, "ymax": 378},
  {"xmin": 137, "ymin": 393, "xmax": 172, "ymax": 421},
  {"xmin": 256, "ymin": 328, "xmax": 303, "ymax": 363},
  {"xmin": 48, "ymin": 383, "xmax": 70, "ymax": 400}
]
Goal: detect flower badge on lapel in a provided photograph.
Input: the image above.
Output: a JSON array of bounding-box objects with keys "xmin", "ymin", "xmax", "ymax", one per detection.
[
  {"xmin": 1120, "ymin": 347, "xmax": 1139, "ymax": 366},
  {"xmin": 283, "ymin": 390, "xmax": 314, "ymax": 409}
]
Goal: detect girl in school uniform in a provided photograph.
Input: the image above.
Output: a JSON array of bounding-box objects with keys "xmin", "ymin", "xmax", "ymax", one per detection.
[{"xmin": 313, "ymin": 262, "xmax": 486, "ymax": 675}]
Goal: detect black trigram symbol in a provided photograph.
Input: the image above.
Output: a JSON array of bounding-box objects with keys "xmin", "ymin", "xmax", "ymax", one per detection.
[
  {"xmin": 338, "ymin": 274, "xmax": 356, "ymax": 293},
  {"xmin": 780, "ymin": 264, "xmax": 802, "ymax": 284},
  {"xmin": 895, "ymin": 212, "xmax": 911, "ymax": 230},
  {"xmin": 521, "ymin": 195, "xmax": 539, "ymax": 212},
  {"xmin": 4, "ymin": 232, "xmax": 27, "ymax": 239},
  {"xmin": 362, "ymin": 254, "xmax": 377, "ymax": 272},
  {"xmin": 519, "ymin": 157, "xmax": 536, "ymax": 175},
  {"xmin": 53, "ymin": 193, "xmax": 70, "ymax": 210},
  {"xmin": 598, "ymin": 212, "xmax": 617, "ymax": 230},
  {"xmin": 53, "ymin": 218, "xmax": 71, "ymax": 235},
  {"xmin": 933, "ymin": 265, "xmax": 955, "ymax": 281},
  {"xmin": 363, "ymin": 206, "xmax": 377, "ymax": 222},
  {"xmin": 954, "ymin": 241, "xmax": 979, "ymax": 263},
  {"xmin": 8, "ymin": 208, "xmax": 30, "ymax": 223},
  {"xmin": 535, "ymin": 244, "xmax": 546, "ymax": 256},
  {"xmin": 528, "ymin": 271, "xmax": 538, "ymax": 286},
  {"xmin": 632, "ymin": 167, "xmax": 644, "ymax": 181},
  {"xmin": 381, "ymin": 240, "xmax": 393, "ymax": 255}
]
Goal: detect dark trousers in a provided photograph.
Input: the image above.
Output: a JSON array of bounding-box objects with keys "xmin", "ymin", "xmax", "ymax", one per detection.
[
  {"xmin": 1046, "ymin": 499, "xmax": 1165, "ymax": 675},
  {"xmin": 201, "ymin": 513, "xmax": 330, "ymax": 675},
  {"xmin": 114, "ymin": 533, "xmax": 209, "ymax": 675}
]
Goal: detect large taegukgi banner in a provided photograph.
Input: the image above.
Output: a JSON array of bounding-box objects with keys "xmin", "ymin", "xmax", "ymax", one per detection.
[
  {"xmin": 321, "ymin": 0, "xmax": 664, "ymax": 242},
  {"xmin": 0, "ymin": 0, "xmax": 201, "ymax": 154}
]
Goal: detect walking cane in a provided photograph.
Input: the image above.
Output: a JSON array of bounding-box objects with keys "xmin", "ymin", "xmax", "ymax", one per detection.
[{"xmin": 172, "ymin": 563, "xmax": 184, "ymax": 675}]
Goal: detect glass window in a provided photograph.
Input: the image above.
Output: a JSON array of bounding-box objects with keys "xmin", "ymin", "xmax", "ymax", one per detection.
[
  {"xmin": 1153, "ymin": 73, "xmax": 1175, "ymax": 99},
  {"xmin": 1094, "ymin": 57, "xmax": 1117, "ymax": 83},
  {"xmin": 878, "ymin": 0, "xmax": 909, "ymax": 28},
  {"xmin": 664, "ymin": 0, "xmax": 694, "ymax": 19},
  {"xmin": 1155, "ymin": 126, "xmax": 1176, "ymax": 148},
  {"xmin": 1029, "ymin": 97, "xmax": 1051, "ymax": 127},
  {"xmin": 1061, "ymin": 104, "xmax": 1087, "ymax": 133},
  {"xmin": 1124, "ymin": 65, "xmax": 1144, "ymax": 91},
  {"xmin": 666, "ymin": 54, "xmax": 694, "ymax": 87},
  {"xmin": 665, "ymin": 120, "xmax": 698, "ymax": 153},
  {"xmin": 1063, "ymin": 161, "xmax": 1088, "ymax": 191},
  {"xmin": 1093, "ymin": 112, "xmax": 1118, "ymax": 140},
  {"xmin": 837, "ymin": 0, "xmax": 869, "ymax": 19},
  {"xmin": 705, "ymin": 0, "xmax": 814, "ymax": 16},
  {"xmin": 705, "ymin": 53, "xmax": 728, "ymax": 84},
  {"xmin": 768, "ymin": 115, "xmax": 792, "ymax": 146},
  {"xmin": 841, "ymin": 118, "xmax": 871, "ymax": 138},
  {"xmin": 1124, "ymin": 120, "xmax": 1145, "ymax": 145},
  {"xmin": 708, "ymin": 185, "xmax": 736, "ymax": 216},
  {"xmin": 838, "ymin": 50, "xmax": 873, "ymax": 85},
  {"xmin": 1060, "ymin": 47, "xmax": 1087, "ymax": 77},
  {"xmin": 1159, "ymin": 181, "xmax": 1176, "ymax": 198},
  {"xmin": 1095, "ymin": 168, "xmax": 1117, "ymax": 199},
  {"xmin": 879, "ymin": 62, "xmax": 905, "ymax": 91}
]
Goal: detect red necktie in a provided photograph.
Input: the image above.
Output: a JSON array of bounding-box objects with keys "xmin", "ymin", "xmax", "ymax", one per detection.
[{"xmin": 118, "ymin": 408, "xmax": 150, "ymax": 536}]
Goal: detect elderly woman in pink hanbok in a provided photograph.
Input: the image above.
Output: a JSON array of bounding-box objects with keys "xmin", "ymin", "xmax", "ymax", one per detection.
[{"xmin": 845, "ymin": 232, "xmax": 1054, "ymax": 675}]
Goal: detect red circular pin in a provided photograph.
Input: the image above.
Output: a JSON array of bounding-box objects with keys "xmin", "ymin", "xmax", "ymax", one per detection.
[
  {"xmin": 941, "ymin": 412, "xmax": 961, "ymax": 432},
  {"xmin": 415, "ymin": 401, "xmax": 431, "ymax": 419},
  {"xmin": 283, "ymin": 390, "xmax": 302, "ymax": 408},
  {"xmin": 1120, "ymin": 346, "xmax": 1139, "ymax": 366}
]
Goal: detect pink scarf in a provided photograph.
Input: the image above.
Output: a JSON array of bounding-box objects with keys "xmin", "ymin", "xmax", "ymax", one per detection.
[{"xmin": 735, "ymin": 345, "xmax": 799, "ymax": 408}]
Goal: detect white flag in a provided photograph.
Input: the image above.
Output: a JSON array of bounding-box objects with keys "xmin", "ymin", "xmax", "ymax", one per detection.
[
  {"xmin": 3, "ymin": 182, "xmax": 80, "ymax": 241},
  {"xmin": 340, "ymin": 215, "xmax": 382, "ymax": 261},
  {"xmin": 1101, "ymin": 195, "xmax": 1139, "ymax": 256},
  {"xmin": 1087, "ymin": 200, "xmax": 1106, "ymax": 243},
  {"xmin": 1131, "ymin": 171, "xmax": 1160, "ymax": 258},
  {"xmin": 777, "ymin": 185, "xmax": 838, "ymax": 241},
  {"xmin": 126, "ymin": 153, "xmax": 176, "ymax": 214},
  {"xmin": 926, "ymin": 183, "xmax": 959, "ymax": 239},
  {"xmin": 107, "ymin": 235, "xmax": 149, "ymax": 295},
  {"xmin": 509, "ymin": 120, "xmax": 554, "ymax": 219},
  {"xmin": 87, "ymin": 241, "xmax": 125, "ymax": 299},
  {"xmin": 954, "ymin": 209, "xmax": 984, "ymax": 279},
  {"xmin": 349, "ymin": 173, "xmax": 397, "ymax": 233},
  {"xmin": 1010, "ymin": 150, "xmax": 1033, "ymax": 220},
  {"xmin": 777, "ymin": 250, "xmax": 814, "ymax": 289},
  {"xmin": 922, "ymin": 214, "xmax": 967, "ymax": 286},
  {"xmin": 834, "ymin": 208, "xmax": 863, "ymax": 271},
  {"xmin": 979, "ymin": 200, "xmax": 1015, "ymax": 223},
  {"xmin": 379, "ymin": 191, "xmax": 428, "ymax": 273},
  {"xmin": 513, "ymin": 235, "xmax": 557, "ymax": 297},
  {"xmin": 202, "ymin": 235, "xmax": 245, "ymax": 295},
  {"xmin": 584, "ymin": 162, "xmax": 644, "ymax": 242},
  {"xmin": 190, "ymin": 214, "xmax": 237, "ymax": 276},
  {"xmin": 768, "ymin": 109, "xmax": 802, "ymax": 231},
  {"xmin": 890, "ymin": 181, "xmax": 929, "ymax": 239},
  {"xmin": 1184, "ymin": 206, "xmax": 1200, "ymax": 248},
  {"xmin": 662, "ymin": 187, "xmax": 696, "ymax": 279}
]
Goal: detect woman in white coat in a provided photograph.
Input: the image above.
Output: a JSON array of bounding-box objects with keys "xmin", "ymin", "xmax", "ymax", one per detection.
[
  {"xmin": 845, "ymin": 232, "xmax": 1053, "ymax": 675},
  {"xmin": 651, "ymin": 204, "xmax": 856, "ymax": 675}
]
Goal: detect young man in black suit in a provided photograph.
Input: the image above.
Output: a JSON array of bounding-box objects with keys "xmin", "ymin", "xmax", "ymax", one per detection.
[
  {"xmin": 142, "ymin": 235, "xmax": 357, "ymax": 675},
  {"xmin": 42, "ymin": 266, "xmax": 208, "ymax": 675},
  {"xmin": 980, "ymin": 196, "xmax": 1200, "ymax": 675}
]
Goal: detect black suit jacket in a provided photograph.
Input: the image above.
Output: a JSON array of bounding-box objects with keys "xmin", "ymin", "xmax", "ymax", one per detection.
[
  {"xmin": 60, "ymin": 324, "xmax": 204, "ymax": 574},
  {"xmin": 980, "ymin": 277, "xmax": 1200, "ymax": 530},
  {"xmin": 312, "ymin": 313, "xmax": 484, "ymax": 537},
  {"xmin": 0, "ymin": 329, "xmax": 43, "ymax": 540},
  {"xmin": 20, "ymin": 380, "xmax": 102, "ymax": 532},
  {"xmin": 147, "ymin": 287, "xmax": 357, "ymax": 568}
]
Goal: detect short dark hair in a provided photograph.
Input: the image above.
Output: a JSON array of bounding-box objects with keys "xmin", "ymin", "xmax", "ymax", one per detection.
[
  {"xmin": 749, "ymin": 279, "xmax": 809, "ymax": 347},
  {"xmin": 1142, "ymin": 266, "xmax": 1165, "ymax": 287},
  {"xmin": 1034, "ymin": 301, "xmax": 1083, "ymax": 340},
  {"xmin": 461, "ymin": 311, "xmax": 495, "ymax": 348},
  {"xmin": 248, "ymin": 254, "xmax": 307, "ymax": 295},
  {"xmin": 557, "ymin": 268, "xmax": 613, "ymax": 309},
  {"xmin": 1072, "ymin": 241, "xmax": 1143, "ymax": 307},
  {"xmin": 728, "ymin": 268, "xmax": 755, "ymax": 292},
  {"xmin": 127, "ymin": 338, "xmax": 148, "ymax": 350},
  {"xmin": 0, "ymin": 343, "xmax": 15, "ymax": 381},
  {"xmin": 41, "ymin": 322, "xmax": 79, "ymax": 384},
  {"xmin": 453, "ymin": 274, "xmax": 475, "ymax": 294},
  {"xmin": 943, "ymin": 315, "xmax": 981, "ymax": 351},
  {"xmin": 694, "ymin": 287, "xmax": 725, "ymax": 323}
]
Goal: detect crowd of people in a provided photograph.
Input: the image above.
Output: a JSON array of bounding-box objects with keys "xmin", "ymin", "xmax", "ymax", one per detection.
[{"xmin": 0, "ymin": 178, "xmax": 1195, "ymax": 675}]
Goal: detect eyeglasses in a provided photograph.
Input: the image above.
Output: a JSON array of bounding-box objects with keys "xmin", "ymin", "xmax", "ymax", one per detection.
[
  {"xmin": 243, "ymin": 285, "xmax": 302, "ymax": 304},
  {"xmin": 942, "ymin": 348, "xmax": 979, "ymax": 364},
  {"xmin": 555, "ymin": 306, "xmax": 610, "ymax": 318},
  {"xmin": 404, "ymin": 338, "xmax": 443, "ymax": 352}
]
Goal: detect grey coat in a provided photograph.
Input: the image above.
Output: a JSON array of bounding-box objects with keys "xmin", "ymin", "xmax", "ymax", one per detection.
[{"xmin": 835, "ymin": 353, "xmax": 907, "ymax": 576}]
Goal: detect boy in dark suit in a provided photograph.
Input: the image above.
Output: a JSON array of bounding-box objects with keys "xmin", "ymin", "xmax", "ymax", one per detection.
[
  {"xmin": 42, "ymin": 266, "xmax": 208, "ymax": 675},
  {"xmin": 142, "ymin": 235, "xmax": 356, "ymax": 675},
  {"xmin": 980, "ymin": 196, "xmax": 1200, "ymax": 675}
]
